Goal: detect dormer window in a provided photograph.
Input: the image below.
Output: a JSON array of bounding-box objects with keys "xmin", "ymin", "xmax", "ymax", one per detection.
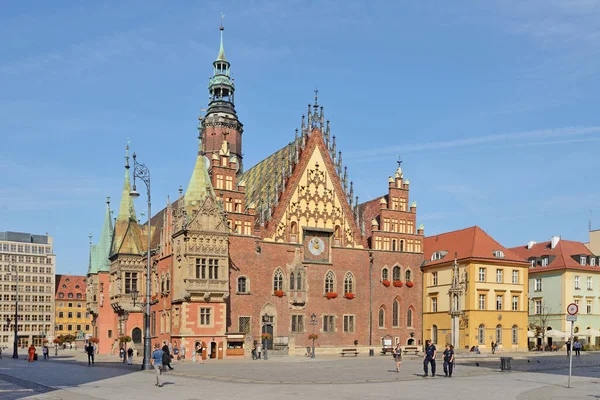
[
  {"xmin": 592, "ymin": 258, "xmax": 596, "ymax": 267},
  {"xmin": 529, "ymin": 258, "xmax": 536, "ymax": 268},
  {"xmin": 492, "ymin": 250, "xmax": 505, "ymax": 259},
  {"xmin": 431, "ymin": 252, "xmax": 444, "ymax": 261},
  {"xmin": 541, "ymin": 257, "xmax": 549, "ymax": 267},
  {"xmin": 580, "ymin": 256, "xmax": 587, "ymax": 266}
]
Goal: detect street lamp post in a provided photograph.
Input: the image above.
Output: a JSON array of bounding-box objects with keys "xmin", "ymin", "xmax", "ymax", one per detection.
[
  {"xmin": 11, "ymin": 266, "xmax": 19, "ymax": 359},
  {"xmin": 309, "ymin": 313, "xmax": 317, "ymax": 359},
  {"xmin": 130, "ymin": 152, "xmax": 152, "ymax": 371}
]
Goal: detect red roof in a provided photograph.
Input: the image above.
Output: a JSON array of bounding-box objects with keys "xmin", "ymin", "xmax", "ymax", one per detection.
[
  {"xmin": 509, "ymin": 239, "xmax": 595, "ymax": 273},
  {"xmin": 424, "ymin": 226, "xmax": 527, "ymax": 267},
  {"xmin": 55, "ymin": 275, "xmax": 86, "ymax": 300}
]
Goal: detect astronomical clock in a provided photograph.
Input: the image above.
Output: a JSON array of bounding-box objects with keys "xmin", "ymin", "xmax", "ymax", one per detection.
[{"xmin": 303, "ymin": 229, "xmax": 331, "ymax": 263}]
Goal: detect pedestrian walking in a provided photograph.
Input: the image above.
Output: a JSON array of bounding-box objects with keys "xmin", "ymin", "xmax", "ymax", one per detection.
[
  {"xmin": 443, "ymin": 344, "xmax": 455, "ymax": 377},
  {"xmin": 119, "ymin": 347, "xmax": 125, "ymax": 361},
  {"xmin": 127, "ymin": 347, "xmax": 134, "ymax": 365},
  {"xmin": 42, "ymin": 345, "xmax": 49, "ymax": 360},
  {"xmin": 28, "ymin": 345, "xmax": 36, "ymax": 362},
  {"xmin": 173, "ymin": 342, "xmax": 179, "ymax": 361},
  {"xmin": 180, "ymin": 343, "xmax": 186, "ymax": 361},
  {"xmin": 392, "ymin": 344, "xmax": 402, "ymax": 372},
  {"xmin": 423, "ymin": 340, "xmax": 437, "ymax": 377},
  {"xmin": 251, "ymin": 343, "xmax": 257, "ymax": 360},
  {"xmin": 256, "ymin": 342, "xmax": 262, "ymax": 360},
  {"xmin": 85, "ymin": 342, "xmax": 95, "ymax": 366},
  {"xmin": 162, "ymin": 341, "xmax": 174, "ymax": 370},
  {"xmin": 196, "ymin": 343, "xmax": 204, "ymax": 364},
  {"xmin": 151, "ymin": 343, "xmax": 163, "ymax": 387},
  {"xmin": 566, "ymin": 340, "xmax": 571, "ymax": 356},
  {"xmin": 491, "ymin": 341, "xmax": 496, "ymax": 354},
  {"xmin": 574, "ymin": 339, "xmax": 581, "ymax": 356}
]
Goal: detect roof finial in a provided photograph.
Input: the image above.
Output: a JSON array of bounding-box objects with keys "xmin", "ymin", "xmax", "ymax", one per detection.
[
  {"xmin": 397, "ymin": 155, "xmax": 403, "ymax": 168},
  {"xmin": 314, "ymin": 88, "xmax": 319, "ymax": 107},
  {"xmin": 125, "ymin": 139, "xmax": 131, "ymax": 169},
  {"xmin": 106, "ymin": 194, "xmax": 110, "ymax": 205},
  {"xmin": 216, "ymin": 13, "xmax": 227, "ymax": 61},
  {"xmin": 89, "ymin": 232, "xmax": 93, "ymax": 245},
  {"xmin": 220, "ymin": 12, "xmax": 225, "ymax": 30}
]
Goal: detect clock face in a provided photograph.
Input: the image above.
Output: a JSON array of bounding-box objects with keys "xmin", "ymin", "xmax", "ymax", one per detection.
[{"xmin": 308, "ymin": 237, "xmax": 325, "ymax": 256}]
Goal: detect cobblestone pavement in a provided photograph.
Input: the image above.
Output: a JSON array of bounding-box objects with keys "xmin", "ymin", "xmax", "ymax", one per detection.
[{"xmin": 0, "ymin": 351, "xmax": 598, "ymax": 399}]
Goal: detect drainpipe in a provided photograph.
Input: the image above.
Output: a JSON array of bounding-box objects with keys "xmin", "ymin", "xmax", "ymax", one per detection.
[{"xmin": 369, "ymin": 251, "xmax": 374, "ymax": 346}]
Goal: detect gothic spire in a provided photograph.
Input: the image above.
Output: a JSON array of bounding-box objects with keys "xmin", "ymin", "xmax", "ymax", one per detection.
[
  {"xmin": 207, "ymin": 19, "xmax": 235, "ymax": 115},
  {"xmin": 185, "ymin": 136, "xmax": 216, "ymax": 207},
  {"xmin": 216, "ymin": 14, "xmax": 227, "ymax": 62},
  {"xmin": 117, "ymin": 144, "xmax": 136, "ymax": 222},
  {"xmin": 93, "ymin": 196, "xmax": 114, "ymax": 273}
]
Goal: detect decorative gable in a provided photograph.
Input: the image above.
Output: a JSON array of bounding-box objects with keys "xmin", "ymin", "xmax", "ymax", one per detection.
[{"xmin": 267, "ymin": 129, "xmax": 362, "ymax": 248}]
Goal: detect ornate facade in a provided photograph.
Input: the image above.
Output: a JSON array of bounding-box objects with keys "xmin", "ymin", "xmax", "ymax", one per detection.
[{"xmin": 87, "ymin": 24, "xmax": 424, "ymax": 357}]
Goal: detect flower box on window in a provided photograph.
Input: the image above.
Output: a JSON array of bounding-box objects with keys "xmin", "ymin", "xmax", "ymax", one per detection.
[
  {"xmin": 325, "ymin": 292, "xmax": 338, "ymax": 299},
  {"xmin": 393, "ymin": 280, "xmax": 403, "ymax": 287},
  {"xmin": 344, "ymin": 292, "xmax": 355, "ymax": 299},
  {"xmin": 274, "ymin": 290, "xmax": 284, "ymax": 297},
  {"xmin": 382, "ymin": 279, "xmax": 391, "ymax": 287},
  {"xmin": 261, "ymin": 333, "xmax": 272, "ymax": 340},
  {"xmin": 406, "ymin": 281, "xmax": 414, "ymax": 288}
]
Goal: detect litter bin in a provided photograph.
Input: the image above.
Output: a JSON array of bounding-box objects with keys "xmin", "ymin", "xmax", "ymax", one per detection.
[
  {"xmin": 500, "ymin": 357, "xmax": 512, "ymax": 371},
  {"xmin": 369, "ymin": 349, "xmax": 375, "ymax": 357}
]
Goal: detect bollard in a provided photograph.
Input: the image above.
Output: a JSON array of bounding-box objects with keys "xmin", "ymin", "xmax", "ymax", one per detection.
[
  {"xmin": 500, "ymin": 357, "xmax": 512, "ymax": 371},
  {"xmin": 369, "ymin": 349, "xmax": 374, "ymax": 357}
]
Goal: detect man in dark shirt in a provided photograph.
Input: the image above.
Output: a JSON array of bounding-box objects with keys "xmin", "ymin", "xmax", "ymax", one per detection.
[
  {"xmin": 443, "ymin": 344, "xmax": 455, "ymax": 377},
  {"xmin": 85, "ymin": 342, "xmax": 95, "ymax": 366},
  {"xmin": 423, "ymin": 340, "xmax": 437, "ymax": 377},
  {"xmin": 162, "ymin": 341, "xmax": 174, "ymax": 370}
]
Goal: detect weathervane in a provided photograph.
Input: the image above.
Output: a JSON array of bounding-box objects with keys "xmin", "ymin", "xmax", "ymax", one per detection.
[{"xmin": 397, "ymin": 156, "xmax": 403, "ymax": 168}]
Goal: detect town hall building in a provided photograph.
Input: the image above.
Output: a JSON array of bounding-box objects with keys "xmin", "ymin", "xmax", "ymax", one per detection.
[{"xmin": 86, "ymin": 24, "xmax": 424, "ymax": 358}]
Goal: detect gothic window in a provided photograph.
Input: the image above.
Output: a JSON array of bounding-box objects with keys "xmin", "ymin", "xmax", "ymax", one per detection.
[
  {"xmin": 166, "ymin": 274, "xmax": 170, "ymax": 292},
  {"xmin": 392, "ymin": 239, "xmax": 397, "ymax": 251},
  {"xmin": 161, "ymin": 275, "xmax": 165, "ymax": 293},
  {"xmin": 290, "ymin": 272, "xmax": 295, "ymax": 290},
  {"xmin": 290, "ymin": 222, "xmax": 298, "ymax": 243},
  {"xmin": 432, "ymin": 325, "xmax": 438, "ymax": 344},
  {"xmin": 478, "ymin": 324, "xmax": 485, "ymax": 345},
  {"xmin": 325, "ymin": 270, "xmax": 335, "ymax": 294},
  {"xmin": 344, "ymin": 272, "xmax": 354, "ymax": 294},
  {"xmin": 334, "ymin": 225, "xmax": 341, "ymax": 246},
  {"xmin": 378, "ymin": 307, "xmax": 385, "ymax": 328},
  {"xmin": 405, "ymin": 269, "xmax": 412, "ymax": 282},
  {"xmin": 296, "ymin": 271, "xmax": 302, "ymax": 291},
  {"xmin": 237, "ymin": 277, "xmax": 248, "ymax": 294},
  {"xmin": 407, "ymin": 308, "xmax": 413, "ymax": 327},
  {"xmin": 392, "ymin": 300, "xmax": 399, "ymax": 327},
  {"xmin": 392, "ymin": 266, "xmax": 401, "ymax": 281},
  {"xmin": 381, "ymin": 267, "xmax": 389, "ymax": 281},
  {"xmin": 273, "ymin": 269, "xmax": 284, "ymax": 292}
]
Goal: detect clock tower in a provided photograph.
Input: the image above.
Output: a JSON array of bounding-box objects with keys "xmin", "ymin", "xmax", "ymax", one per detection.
[{"xmin": 200, "ymin": 22, "xmax": 245, "ymax": 174}]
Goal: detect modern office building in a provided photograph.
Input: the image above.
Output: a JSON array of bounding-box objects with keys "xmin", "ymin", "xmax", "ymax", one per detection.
[{"xmin": 0, "ymin": 231, "xmax": 55, "ymax": 349}]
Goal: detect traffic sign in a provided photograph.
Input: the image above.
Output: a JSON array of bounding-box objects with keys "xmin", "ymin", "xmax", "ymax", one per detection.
[
  {"xmin": 566, "ymin": 315, "xmax": 577, "ymax": 322},
  {"xmin": 567, "ymin": 303, "xmax": 578, "ymax": 315}
]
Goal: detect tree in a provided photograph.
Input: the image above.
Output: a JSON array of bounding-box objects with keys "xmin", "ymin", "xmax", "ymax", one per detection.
[{"xmin": 529, "ymin": 304, "xmax": 557, "ymax": 351}]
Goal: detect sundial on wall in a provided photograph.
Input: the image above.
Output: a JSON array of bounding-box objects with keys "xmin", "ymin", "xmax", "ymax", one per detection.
[{"xmin": 303, "ymin": 229, "xmax": 331, "ymax": 263}]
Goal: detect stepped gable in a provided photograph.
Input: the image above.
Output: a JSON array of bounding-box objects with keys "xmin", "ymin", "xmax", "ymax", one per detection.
[
  {"xmin": 240, "ymin": 138, "xmax": 300, "ymax": 210},
  {"xmin": 510, "ymin": 239, "xmax": 594, "ymax": 273},
  {"xmin": 424, "ymin": 226, "xmax": 526, "ymax": 266}
]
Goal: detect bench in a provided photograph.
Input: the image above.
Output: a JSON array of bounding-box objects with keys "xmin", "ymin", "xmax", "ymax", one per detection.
[
  {"xmin": 381, "ymin": 347, "xmax": 394, "ymax": 355},
  {"xmin": 340, "ymin": 348, "xmax": 359, "ymax": 357},
  {"xmin": 402, "ymin": 346, "xmax": 420, "ymax": 355}
]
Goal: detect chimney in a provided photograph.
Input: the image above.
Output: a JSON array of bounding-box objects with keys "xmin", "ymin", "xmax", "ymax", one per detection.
[
  {"xmin": 527, "ymin": 241, "xmax": 536, "ymax": 250},
  {"xmin": 550, "ymin": 236, "xmax": 560, "ymax": 250}
]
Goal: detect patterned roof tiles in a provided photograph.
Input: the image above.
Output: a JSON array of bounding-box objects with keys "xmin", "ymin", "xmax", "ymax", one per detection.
[{"xmin": 55, "ymin": 275, "xmax": 86, "ymax": 300}]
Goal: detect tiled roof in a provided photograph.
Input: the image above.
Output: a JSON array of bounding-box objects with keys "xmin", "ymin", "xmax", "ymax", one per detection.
[
  {"xmin": 240, "ymin": 138, "xmax": 299, "ymax": 210},
  {"xmin": 424, "ymin": 226, "xmax": 527, "ymax": 267},
  {"xmin": 509, "ymin": 239, "xmax": 595, "ymax": 273},
  {"xmin": 55, "ymin": 275, "xmax": 86, "ymax": 300}
]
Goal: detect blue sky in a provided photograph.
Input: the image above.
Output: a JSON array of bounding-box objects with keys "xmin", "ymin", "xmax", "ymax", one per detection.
[{"xmin": 1, "ymin": 0, "xmax": 599, "ymax": 275}]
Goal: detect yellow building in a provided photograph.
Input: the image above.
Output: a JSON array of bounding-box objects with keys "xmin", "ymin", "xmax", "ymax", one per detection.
[
  {"xmin": 55, "ymin": 275, "xmax": 92, "ymax": 339},
  {"xmin": 423, "ymin": 226, "xmax": 529, "ymax": 352}
]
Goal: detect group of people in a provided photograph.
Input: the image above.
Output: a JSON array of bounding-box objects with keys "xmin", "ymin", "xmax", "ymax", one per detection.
[
  {"xmin": 390, "ymin": 340, "xmax": 455, "ymax": 378},
  {"xmin": 251, "ymin": 342, "xmax": 263, "ymax": 360},
  {"xmin": 26, "ymin": 344, "xmax": 50, "ymax": 362},
  {"xmin": 565, "ymin": 339, "xmax": 582, "ymax": 356}
]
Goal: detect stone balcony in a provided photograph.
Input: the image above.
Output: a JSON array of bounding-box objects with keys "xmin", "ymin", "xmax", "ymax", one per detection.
[{"xmin": 184, "ymin": 278, "xmax": 229, "ymax": 299}]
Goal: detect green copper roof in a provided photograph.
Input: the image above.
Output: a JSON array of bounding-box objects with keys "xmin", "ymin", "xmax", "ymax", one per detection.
[
  {"xmin": 185, "ymin": 140, "xmax": 216, "ymax": 207},
  {"xmin": 88, "ymin": 198, "xmax": 113, "ymax": 275},
  {"xmin": 216, "ymin": 27, "xmax": 227, "ymax": 62}
]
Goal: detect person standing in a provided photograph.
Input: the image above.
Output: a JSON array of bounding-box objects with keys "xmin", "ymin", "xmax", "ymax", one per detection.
[
  {"xmin": 574, "ymin": 339, "xmax": 581, "ymax": 356},
  {"xmin": 256, "ymin": 342, "xmax": 262, "ymax": 360},
  {"xmin": 197, "ymin": 343, "xmax": 204, "ymax": 364},
  {"xmin": 491, "ymin": 341, "xmax": 496, "ymax": 354},
  {"xmin": 566, "ymin": 340, "xmax": 571, "ymax": 356},
  {"xmin": 85, "ymin": 342, "xmax": 95, "ymax": 366},
  {"xmin": 127, "ymin": 347, "xmax": 134, "ymax": 365},
  {"xmin": 423, "ymin": 340, "xmax": 437, "ymax": 377},
  {"xmin": 180, "ymin": 343, "xmax": 186, "ymax": 361},
  {"xmin": 162, "ymin": 341, "xmax": 174, "ymax": 370},
  {"xmin": 392, "ymin": 344, "xmax": 402, "ymax": 372},
  {"xmin": 151, "ymin": 343, "xmax": 163, "ymax": 387},
  {"xmin": 173, "ymin": 342, "xmax": 179, "ymax": 361},
  {"xmin": 443, "ymin": 344, "xmax": 455, "ymax": 377},
  {"xmin": 42, "ymin": 345, "xmax": 49, "ymax": 360},
  {"xmin": 28, "ymin": 345, "xmax": 36, "ymax": 362}
]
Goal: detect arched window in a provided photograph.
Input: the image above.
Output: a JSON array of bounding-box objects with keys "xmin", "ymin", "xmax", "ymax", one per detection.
[
  {"xmin": 334, "ymin": 225, "xmax": 341, "ymax": 245},
  {"xmin": 400, "ymin": 240, "xmax": 404, "ymax": 252},
  {"xmin": 478, "ymin": 324, "xmax": 485, "ymax": 345},
  {"xmin": 68, "ymin": 293, "xmax": 73, "ymax": 299},
  {"xmin": 392, "ymin": 239, "xmax": 397, "ymax": 251},
  {"xmin": 432, "ymin": 325, "xmax": 438, "ymax": 344},
  {"xmin": 296, "ymin": 271, "xmax": 302, "ymax": 291},
  {"xmin": 407, "ymin": 308, "xmax": 413, "ymax": 327},
  {"xmin": 290, "ymin": 222, "xmax": 298, "ymax": 243},
  {"xmin": 161, "ymin": 276, "xmax": 165, "ymax": 293},
  {"xmin": 59, "ymin": 293, "xmax": 64, "ymax": 298},
  {"xmin": 273, "ymin": 269, "xmax": 284, "ymax": 292},
  {"xmin": 392, "ymin": 300, "xmax": 399, "ymax": 327},
  {"xmin": 132, "ymin": 327, "xmax": 142, "ymax": 344},
  {"xmin": 381, "ymin": 267, "xmax": 389, "ymax": 281},
  {"xmin": 405, "ymin": 269, "xmax": 412, "ymax": 282},
  {"xmin": 290, "ymin": 272, "xmax": 295, "ymax": 290},
  {"xmin": 378, "ymin": 307, "xmax": 385, "ymax": 328},
  {"xmin": 325, "ymin": 271, "xmax": 335, "ymax": 293},
  {"xmin": 76, "ymin": 293, "xmax": 82, "ymax": 299},
  {"xmin": 511, "ymin": 325, "xmax": 518, "ymax": 344},
  {"xmin": 496, "ymin": 324, "xmax": 502, "ymax": 344},
  {"xmin": 237, "ymin": 277, "xmax": 247, "ymax": 294},
  {"xmin": 166, "ymin": 274, "xmax": 170, "ymax": 292},
  {"xmin": 344, "ymin": 272, "xmax": 354, "ymax": 294},
  {"xmin": 392, "ymin": 266, "xmax": 401, "ymax": 281}
]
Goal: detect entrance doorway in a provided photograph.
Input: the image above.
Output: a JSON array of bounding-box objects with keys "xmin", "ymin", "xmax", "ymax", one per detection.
[
  {"xmin": 210, "ymin": 341, "xmax": 217, "ymax": 359},
  {"xmin": 132, "ymin": 328, "xmax": 142, "ymax": 345},
  {"xmin": 262, "ymin": 315, "xmax": 274, "ymax": 350}
]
